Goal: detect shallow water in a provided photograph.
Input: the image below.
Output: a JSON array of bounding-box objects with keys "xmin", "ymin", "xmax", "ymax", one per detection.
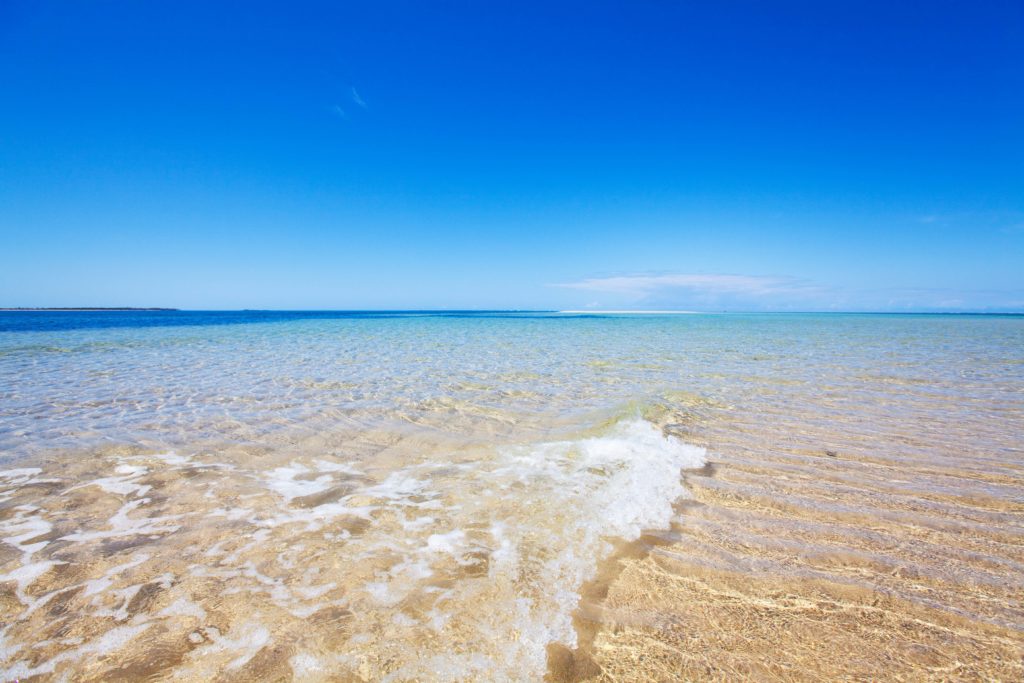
[{"xmin": 1, "ymin": 312, "xmax": 1022, "ymax": 680}]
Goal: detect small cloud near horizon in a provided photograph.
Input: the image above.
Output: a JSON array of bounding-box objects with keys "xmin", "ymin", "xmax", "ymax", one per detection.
[
  {"xmin": 552, "ymin": 273, "xmax": 815, "ymax": 298},
  {"xmin": 550, "ymin": 274, "xmax": 1024, "ymax": 312}
]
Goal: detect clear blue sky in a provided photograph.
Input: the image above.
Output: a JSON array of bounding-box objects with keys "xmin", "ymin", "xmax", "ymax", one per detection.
[{"xmin": 1, "ymin": 1, "xmax": 1022, "ymax": 311}]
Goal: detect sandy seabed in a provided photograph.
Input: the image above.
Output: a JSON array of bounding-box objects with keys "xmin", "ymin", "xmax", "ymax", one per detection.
[
  {"xmin": 550, "ymin": 404, "xmax": 1023, "ymax": 682},
  {"xmin": 2, "ymin": 313, "xmax": 1022, "ymax": 681}
]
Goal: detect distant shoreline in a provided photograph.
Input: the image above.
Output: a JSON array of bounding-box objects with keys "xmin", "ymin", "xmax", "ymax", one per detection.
[
  {"xmin": 559, "ymin": 310, "xmax": 703, "ymax": 314},
  {"xmin": 0, "ymin": 307, "xmax": 180, "ymax": 311}
]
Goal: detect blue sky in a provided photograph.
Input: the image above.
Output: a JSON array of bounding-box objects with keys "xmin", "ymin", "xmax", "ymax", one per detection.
[{"xmin": 1, "ymin": 1, "xmax": 1022, "ymax": 311}]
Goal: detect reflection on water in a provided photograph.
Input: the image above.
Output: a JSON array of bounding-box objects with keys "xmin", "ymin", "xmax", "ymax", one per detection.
[{"xmin": 1, "ymin": 313, "xmax": 1022, "ymax": 680}]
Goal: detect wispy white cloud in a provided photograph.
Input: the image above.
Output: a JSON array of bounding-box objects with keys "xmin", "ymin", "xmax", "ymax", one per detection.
[
  {"xmin": 351, "ymin": 87, "xmax": 367, "ymax": 108},
  {"xmin": 332, "ymin": 104, "xmax": 347, "ymax": 118},
  {"xmin": 552, "ymin": 274, "xmax": 1023, "ymax": 312},
  {"xmin": 552, "ymin": 273, "xmax": 812, "ymax": 297}
]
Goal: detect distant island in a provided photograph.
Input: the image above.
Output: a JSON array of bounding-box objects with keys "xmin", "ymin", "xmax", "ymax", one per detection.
[{"xmin": 0, "ymin": 307, "xmax": 179, "ymax": 311}]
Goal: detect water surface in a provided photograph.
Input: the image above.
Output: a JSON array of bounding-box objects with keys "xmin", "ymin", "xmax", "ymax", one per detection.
[{"xmin": 1, "ymin": 312, "xmax": 1021, "ymax": 680}]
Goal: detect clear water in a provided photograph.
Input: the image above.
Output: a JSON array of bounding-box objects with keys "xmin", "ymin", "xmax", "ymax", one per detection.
[{"xmin": 1, "ymin": 312, "xmax": 1022, "ymax": 680}]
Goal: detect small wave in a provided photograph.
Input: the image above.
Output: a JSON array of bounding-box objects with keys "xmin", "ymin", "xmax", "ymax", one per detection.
[
  {"xmin": 372, "ymin": 416, "xmax": 707, "ymax": 680},
  {"xmin": 0, "ymin": 416, "xmax": 705, "ymax": 682}
]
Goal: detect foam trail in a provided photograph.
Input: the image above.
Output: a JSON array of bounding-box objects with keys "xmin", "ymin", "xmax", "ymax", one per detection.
[
  {"xmin": 375, "ymin": 416, "xmax": 706, "ymax": 680},
  {"xmin": 0, "ymin": 416, "xmax": 705, "ymax": 681}
]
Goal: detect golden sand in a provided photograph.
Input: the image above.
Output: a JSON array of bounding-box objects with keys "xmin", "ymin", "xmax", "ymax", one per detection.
[{"xmin": 548, "ymin": 409, "xmax": 1024, "ymax": 682}]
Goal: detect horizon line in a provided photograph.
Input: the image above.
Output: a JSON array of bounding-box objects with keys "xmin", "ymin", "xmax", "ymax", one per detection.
[{"xmin": 3, "ymin": 308, "xmax": 1023, "ymax": 316}]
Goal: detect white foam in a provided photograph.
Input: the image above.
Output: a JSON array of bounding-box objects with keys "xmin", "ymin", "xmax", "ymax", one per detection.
[
  {"xmin": 0, "ymin": 468, "xmax": 59, "ymax": 502},
  {"xmin": 262, "ymin": 501, "xmax": 374, "ymax": 531},
  {"xmin": 158, "ymin": 597, "xmax": 208, "ymax": 620},
  {"xmin": 401, "ymin": 515, "xmax": 435, "ymax": 531},
  {"xmin": 265, "ymin": 463, "xmax": 333, "ymax": 501},
  {"xmin": 294, "ymin": 582, "xmax": 335, "ymax": 599},
  {"xmin": 491, "ymin": 417, "xmax": 705, "ymax": 658},
  {"xmin": 0, "ymin": 560, "xmax": 58, "ymax": 603},
  {"xmin": 66, "ymin": 464, "xmax": 151, "ymax": 498},
  {"xmin": 220, "ymin": 623, "xmax": 271, "ymax": 670},
  {"xmin": 360, "ymin": 416, "xmax": 705, "ymax": 680},
  {"xmin": 313, "ymin": 458, "xmax": 361, "ymax": 474},
  {"xmin": 0, "ymin": 623, "xmax": 152, "ymax": 680},
  {"xmin": 390, "ymin": 557, "xmax": 433, "ymax": 581},
  {"xmin": 290, "ymin": 652, "xmax": 323, "ymax": 680},
  {"xmin": 0, "ymin": 414, "xmax": 703, "ymax": 682},
  {"xmin": 61, "ymin": 500, "xmax": 181, "ymax": 542},
  {"xmin": 83, "ymin": 554, "xmax": 150, "ymax": 597},
  {"xmin": 0, "ymin": 467, "xmax": 42, "ymax": 481},
  {"xmin": 153, "ymin": 452, "xmax": 193, "ymax": 466},
  {"xmin": 363, "ymin": 472, "xmax": 431, "ymax": 503},
  {"xmin": 425, "ymin": 529, "xmax": 466, "ymax": 554},
  {"xmin": 0, "ymin": 505, "xmax": 60, "ymax": 602},
  {"xmin": 1, "ymin": 505, "xmax": 52, "ymax": 550}
]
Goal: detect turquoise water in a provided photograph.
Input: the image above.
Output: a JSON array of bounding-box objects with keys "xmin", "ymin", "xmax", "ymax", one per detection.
[
  {"xmin": 4, "ymin": 312, "xmax": 1021, "ymax": 458},
  {"xmin": 1, "ymin": 312, "xmax": 1022, "ymax": 680}
]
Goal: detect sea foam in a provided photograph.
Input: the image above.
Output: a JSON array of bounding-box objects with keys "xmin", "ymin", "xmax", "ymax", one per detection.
[
  {"xmin": 0, "ymin": 416, "xmax": 705, "ymax": 682},
  {"xmin": 374, "ymin": 416, "xmax": 706, "ymax": 681}
]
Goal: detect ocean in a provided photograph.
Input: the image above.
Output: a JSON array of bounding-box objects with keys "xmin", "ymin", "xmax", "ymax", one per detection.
[{"xmin": 1, "ymin": 311, "xmax": 1022, "ymax": 681}]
